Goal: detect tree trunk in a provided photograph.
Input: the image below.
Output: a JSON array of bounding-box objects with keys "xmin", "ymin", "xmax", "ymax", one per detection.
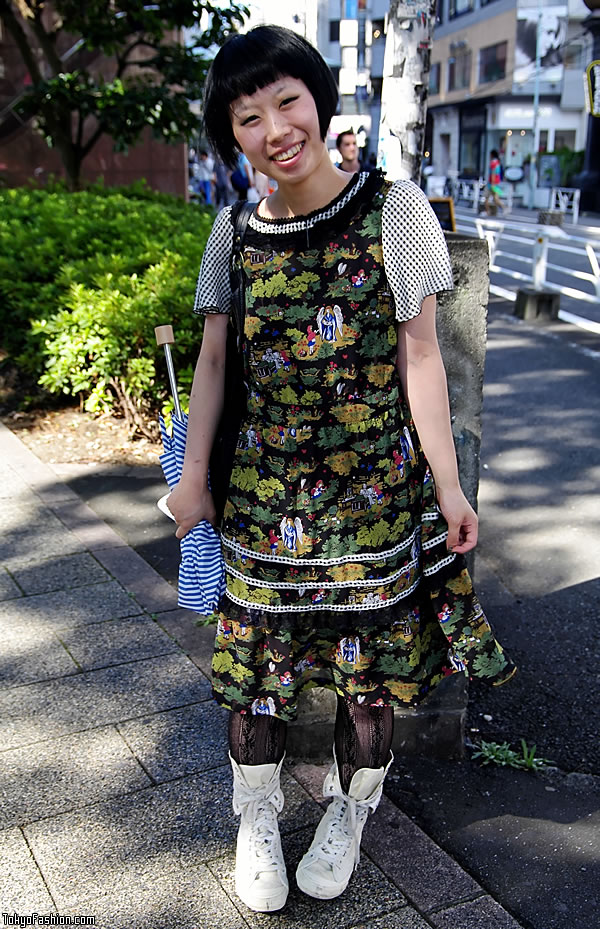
[{"xmin": 377, "ymin": 0, "xmax": 437, "ymax": 184}]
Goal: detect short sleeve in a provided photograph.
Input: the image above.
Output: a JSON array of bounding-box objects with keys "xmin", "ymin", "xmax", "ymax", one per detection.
[
  {"xmin": 381, "ymin": 180, "xmax": 454, "ymax": 322},
  {"xmin": 193, "ymin": 206, "xmax": 234, "ymax": 315}
]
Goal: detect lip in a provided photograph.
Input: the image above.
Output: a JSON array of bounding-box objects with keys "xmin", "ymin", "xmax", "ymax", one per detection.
[{"xmin": 270, "ymin": 140, "xmax": 305, "ymax": 167}]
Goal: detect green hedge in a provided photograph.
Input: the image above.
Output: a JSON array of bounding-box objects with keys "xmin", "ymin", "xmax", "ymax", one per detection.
[{"xmin": 0, "ymin": 183, "xmax": 214, "ymax": 431}]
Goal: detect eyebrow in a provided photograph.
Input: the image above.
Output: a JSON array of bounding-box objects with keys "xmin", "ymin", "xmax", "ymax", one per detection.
[{"xmin": 232, "ymin": 81, "xmax": 293, "ymax": 116}]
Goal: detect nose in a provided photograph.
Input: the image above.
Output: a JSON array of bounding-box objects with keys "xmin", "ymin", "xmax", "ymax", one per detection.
[{"xmin": 265, "ymin": 109, "xmax": 290, "ymax": 144}]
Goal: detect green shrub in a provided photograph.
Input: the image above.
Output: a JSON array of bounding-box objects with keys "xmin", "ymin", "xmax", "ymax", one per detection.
[{"xmin": 0, "ymin": 184, "xmax": 214, "ymax": 432}]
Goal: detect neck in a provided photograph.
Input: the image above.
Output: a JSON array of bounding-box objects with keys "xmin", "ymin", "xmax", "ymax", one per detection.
[
  {"xmin": 265, "ymin": 150, "xmax": 351, "ymax": 219},
  {"xmin": 341, "ymin": 157, "xmax": 360, "ymax": 173}
]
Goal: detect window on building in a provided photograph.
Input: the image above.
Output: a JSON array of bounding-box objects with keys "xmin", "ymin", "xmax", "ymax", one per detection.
[
  {"xmin": 436, "ymin": 0, "xmax": 444, "ymax": 24},
  {"xmin": 370, "ymin": 76, "xmax": 383, "ymax": 101},
  {"xmin": 555, "ymin": 130, "xmax": 576, "ymax": 150},
  {"xmin": 449, "ymin": 0, "xmax": 474, "ymax": 19},
  {"xmin": 330, "ymin": 20, "xmax": 340, "ymax": 42},
  {"xmin": 448, "ymin": 50, "xmax": 471, "ymax": 91},
  {"xmin": 479, "ymin": 41, "xmax": 507, "ymax": 84},
  {"xmin": 429, "ymin": 63, "xmax": 441, "ymax": 96},
  {"xmin": 562, "ymin": 43, "xmax": 584, "ymax": 69},
  {"xmin": 371, "ymin": 19, "xmax": 385, "ymax": 42}
]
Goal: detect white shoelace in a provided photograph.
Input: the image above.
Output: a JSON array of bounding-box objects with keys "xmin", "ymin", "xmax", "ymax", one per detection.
[
  {"xmin": 246, "ymin": 800, "xmax": 283, "ymax": 870},
  {"xmin": 308, "ymin": 798, "xmax": 368, "ymax": 868}
]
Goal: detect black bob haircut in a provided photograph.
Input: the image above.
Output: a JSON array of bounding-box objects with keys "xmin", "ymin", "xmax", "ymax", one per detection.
[{"xmin": 203, "ymin": 25, "xmax": 339, "ymax": 169}]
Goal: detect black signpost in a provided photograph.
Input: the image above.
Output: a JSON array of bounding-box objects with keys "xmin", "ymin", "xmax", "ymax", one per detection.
[{"xmin": 428, "ymin": 197, "xmax": 457, "ymax": 232}]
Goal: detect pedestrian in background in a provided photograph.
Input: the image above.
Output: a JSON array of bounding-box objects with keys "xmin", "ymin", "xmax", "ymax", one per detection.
[
  {"xmin": 169, "ymin": 23, "xmax": 516, "ymax": 916},
  {"xmin": 484, "ymin": 148, "xmax": 504, "ymax": 215},
  {"xmin": 336, "ymin": 129, "xmax": 362, "ymax": 173}
]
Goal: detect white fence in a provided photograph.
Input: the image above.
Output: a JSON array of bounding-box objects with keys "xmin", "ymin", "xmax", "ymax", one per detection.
[
  {"xmin": 470, "ymin": 217, "xmax": 600, "ymax": 305},
  {"xmin": 550, "ymin": 187, "xmax": 581, "ymax": 225}
]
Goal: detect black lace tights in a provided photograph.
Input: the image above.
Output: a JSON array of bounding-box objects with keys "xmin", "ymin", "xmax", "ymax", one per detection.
[
  {"xmin": 228, "ymin": 710, "xmax": 288, "ymax": 767},
  {"xmin": 228, "ymin": 697, "xmax": 393, "ymax": 791},
  {"xmin": 334, "ymin": 697, "xmax": 394, "ymax": 793}
]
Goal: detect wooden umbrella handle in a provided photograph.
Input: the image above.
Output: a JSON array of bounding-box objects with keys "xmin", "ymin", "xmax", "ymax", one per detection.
[{"xmin": 155, "ymin": 324, "xmax": 174, "ymax": 346}]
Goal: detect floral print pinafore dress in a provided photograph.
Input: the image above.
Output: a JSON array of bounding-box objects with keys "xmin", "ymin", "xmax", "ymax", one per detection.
[{"xmin": 193, "ymin": 170, "xmax": 516, "ymax": 720}]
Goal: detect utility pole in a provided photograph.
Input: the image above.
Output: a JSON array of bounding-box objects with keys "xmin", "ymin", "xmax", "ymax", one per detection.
[
  {"xmin": 528, "ymin": 0, "xmax": 543, "ymax": 210},
  {"xmin": 377, "ymin": 0, "xmax": 437, "ymax": 184}
]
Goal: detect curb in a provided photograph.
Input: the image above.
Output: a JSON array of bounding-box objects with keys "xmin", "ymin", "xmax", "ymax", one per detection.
[{"xmin": 0, "ymin": 419, "xmax": 526, "ymax": 928}]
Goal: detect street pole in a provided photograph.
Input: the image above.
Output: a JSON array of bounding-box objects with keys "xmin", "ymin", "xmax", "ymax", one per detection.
[{"xmin": 528, "ymin": 0, "xmax": 542, "ymax": 210}]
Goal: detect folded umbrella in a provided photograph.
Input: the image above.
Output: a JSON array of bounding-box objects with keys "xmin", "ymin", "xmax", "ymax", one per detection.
[{"xmin": 155, "ymin": 325, "xmax": 225, "ymax": 615}]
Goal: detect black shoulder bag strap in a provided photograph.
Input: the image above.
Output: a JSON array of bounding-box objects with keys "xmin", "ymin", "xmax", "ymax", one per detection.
[{"xmin": 229, "ymin": 200, "xmax": 255, "ymax": 352}]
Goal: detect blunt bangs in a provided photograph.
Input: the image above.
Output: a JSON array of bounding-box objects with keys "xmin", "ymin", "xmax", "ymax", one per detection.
[{"xmin": 203, "ymin": 26, "xmax": 339, "ymax": 168}]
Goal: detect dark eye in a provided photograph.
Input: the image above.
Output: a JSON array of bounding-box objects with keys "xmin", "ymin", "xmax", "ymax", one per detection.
[
  {"xmin": 281, "ymin": 96, "xmax": 299, "ymax": 106},
  {"xmin": 241, "ymin": 114, "xmax": 258, "ymax": 126}
]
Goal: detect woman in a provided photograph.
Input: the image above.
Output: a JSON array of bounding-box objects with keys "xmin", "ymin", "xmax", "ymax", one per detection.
[{"xmin": 169, "ymin": 25, "xmax": 516, "ymax": 914}]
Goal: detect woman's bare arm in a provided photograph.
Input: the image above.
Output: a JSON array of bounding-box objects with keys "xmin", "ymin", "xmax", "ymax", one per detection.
[
  {"xmin": 396, "ymin": 294, "xmax": 478, "ymax": 553},
  {"xmin": 167, "ymin": 312, "xmax": 229, "ymax": 537}
]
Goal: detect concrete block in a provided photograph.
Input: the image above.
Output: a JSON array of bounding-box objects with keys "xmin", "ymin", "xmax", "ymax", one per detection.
[
  {"xmin": 155, "ymin": 608, "xmax": 217, "ymax": 678},
  {"xmin": 118, "ymin": 702, "xmax": 230, "ymax": 781},
  {"xmin": 23, "ymin": 768, "xmax": 239, "ymax": 908},
  {"xmin": 95, "ymin": 546, "xmax": 178, "ymax": 613},
  {"xmin": 0, "ymin": 621, "xmax": 78, "ymax": 687},
  {"xmin": 514, "ymin": 288, "xmax": 560, "ymax": 321},
  {"xmin": 537, "ymin": 209, "xmax": 563, "ymax": 226},
  {"xmin": 0, "ymin": 580, "xmax": 141, "ymax": 632},
  {"xmin": 61, "ymin": 866, "xmax": 248, "ymax": 929},
  {"xmin": 0, "ymin": 653, "xmax": 212, "ymax": 751},
  {"xmin": 50, "ymin": 499, "xmax": 128, "ymax": 550},
  {"xmin": 9, "ymin": 551, "xmax": 111, "ymax": 596},
  {"xmin": 362, "ymin": 796, "xmax": 481, "ymax": 912},
  {"xmin": 211, "ymin": 824, "xmax": 407, "ymax": 928},
  {"xmin": 0, "ymin": 726, "xmax": 151, "ymax": 829},
  {"xmin": 61, "ymin": 613, "xmax": 179, "ymax": 671},
  {"xmin": 429, "ymin": 895, "xmax": 524, "ymax": 928},
  {"xmin": 439, "ymin": 235, "xmax": 489, "ymax": 519},
  {"xmin": 349, "ymin": 911, "xmax": 432, "ymax": 929},
  {"xmin": 0, "ymin": 568, "xmax": 23, "ymax": 601},
  {"xmin": 0, "ymin": 827, "xmax": 56, "ymax": 913},
  {"xmin": 288, "ymin": 676, "xmax": 467, "ymax": 762},
  {"xmin": 0, "ymin": 515, "xmax": 86, "ymax": 568}
]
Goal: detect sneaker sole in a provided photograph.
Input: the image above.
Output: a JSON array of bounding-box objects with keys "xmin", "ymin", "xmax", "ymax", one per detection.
[
  {"xmin": 296, "ymin": 868, "xmax": 350, "ymax": 900},
  {"xmin": 236, "ymin": 883, "xmax": 289, "ymax": 912}
]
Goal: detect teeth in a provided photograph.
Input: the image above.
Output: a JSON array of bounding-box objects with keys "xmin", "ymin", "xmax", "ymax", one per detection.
[{"xmin": 273, "ymin": 143, "xmax": 303, "ymax": 162}]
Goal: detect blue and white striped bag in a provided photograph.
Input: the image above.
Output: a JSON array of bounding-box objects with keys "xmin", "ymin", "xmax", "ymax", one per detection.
[{"xmin": 158, "ymin": 413, "xmax": 226, "ymax": 615}]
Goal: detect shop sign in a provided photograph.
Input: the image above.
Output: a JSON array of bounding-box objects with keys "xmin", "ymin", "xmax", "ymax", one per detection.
[{"xmin": 585, "ymin": 61, "xmax": 600, "ymax": 118}]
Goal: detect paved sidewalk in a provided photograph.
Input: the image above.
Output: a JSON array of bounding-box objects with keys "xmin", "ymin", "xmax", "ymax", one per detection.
[{"xmin": 0, "ymin": 420, "xmax": 524, "ymax": 928}]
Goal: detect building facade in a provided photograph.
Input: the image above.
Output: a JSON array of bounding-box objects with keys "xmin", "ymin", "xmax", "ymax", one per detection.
[{"xmin": 428, "ymin": 0, "xmax": 592, "ymax": 203}]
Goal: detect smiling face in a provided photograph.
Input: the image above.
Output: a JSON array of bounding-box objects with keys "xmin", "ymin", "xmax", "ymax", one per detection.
[{"xmin": 230, "ymin": 77, "xmax": 326, "ymax": 187}]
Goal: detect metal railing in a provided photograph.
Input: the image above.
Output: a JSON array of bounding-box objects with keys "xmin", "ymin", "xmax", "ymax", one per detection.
[
  {"xmin": 470, "ymin": 216, "xmax": 600, "ymax": 305},
  {"xmin": 550, "ymin": 187, "xmax": 581, "ymax": 225}
]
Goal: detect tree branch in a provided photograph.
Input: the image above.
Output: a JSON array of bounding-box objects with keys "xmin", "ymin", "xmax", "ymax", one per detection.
[
  {"xmin": 0, "ymin": 0, "xmax": 44, "ymax": 82},
  {"xmin": 115, "ymin": 37, "xmax": 159, "ymax": 78},
  {"xmin": 29, "ymin": 4, "xmax": 64, "ymax": 75},
  {"xmin": 80, "ymin": 121, "xmax": 105, "ymax": 159}
]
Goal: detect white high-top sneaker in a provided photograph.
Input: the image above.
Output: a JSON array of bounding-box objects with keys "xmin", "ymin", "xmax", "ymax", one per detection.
[
  {"xmin": 230, "ymin": 752, "xmax": 289, "ymax": 912},
  {"xmin": 296, "ymin": 751, "xmax": 393, "ymax": 900}
]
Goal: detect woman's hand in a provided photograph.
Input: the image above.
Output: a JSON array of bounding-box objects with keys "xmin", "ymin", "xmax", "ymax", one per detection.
[
  {"xmin": 167, "ymin": 479, "xmax": 217, "ymax": 539},
  {"xmin": 436, "ymin": 485, "xmax": 479, "ymax": 554}
]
